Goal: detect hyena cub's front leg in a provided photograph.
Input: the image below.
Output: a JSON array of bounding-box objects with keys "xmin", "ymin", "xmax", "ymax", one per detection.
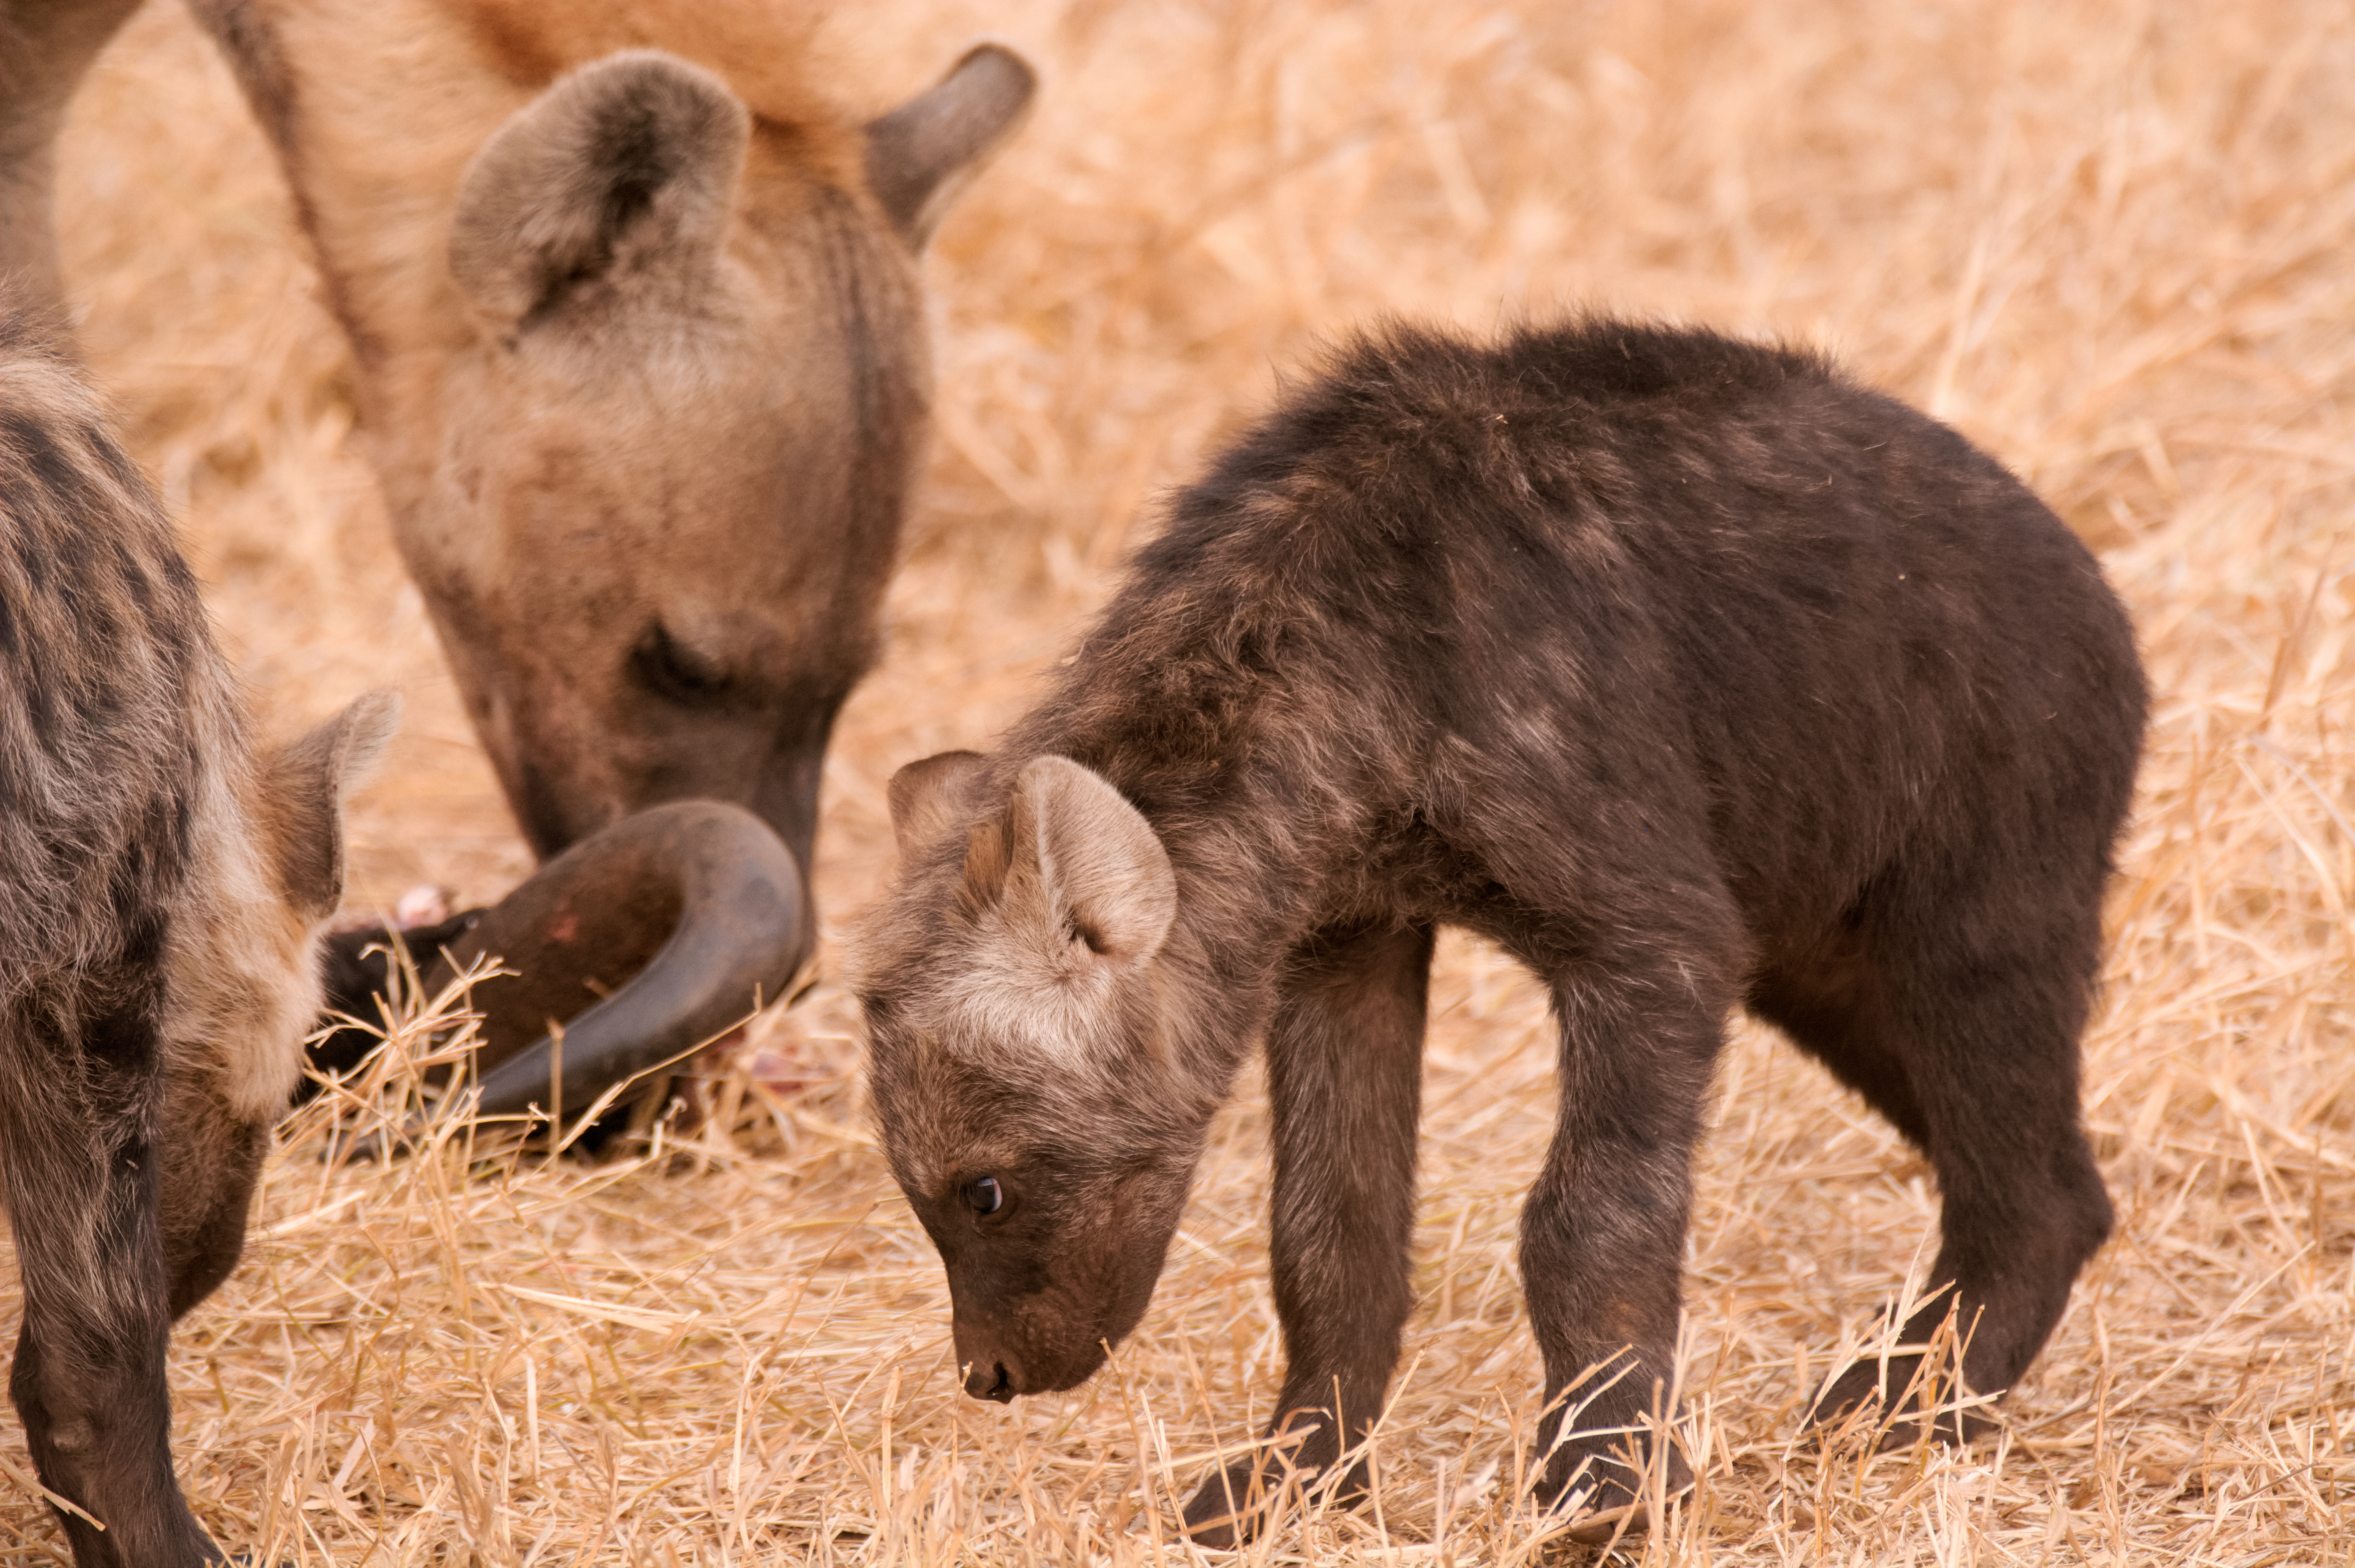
[
  {"xmin": 1181, "ymin": 923, "xmax": 1435, "ymax": 1549},
  {"xmin": 1517, "ymin": 970, "xmax": 1728, "ymax": 1542},
  {"xmin": 0, "ymin": 1002, "xmax": 213, "ymax": 1568}
]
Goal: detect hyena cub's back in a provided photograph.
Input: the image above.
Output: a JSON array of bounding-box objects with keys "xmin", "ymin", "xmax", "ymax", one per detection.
[{"xmin": 0, "ymin": 311, "xmax": 395, "ymax": 1568}]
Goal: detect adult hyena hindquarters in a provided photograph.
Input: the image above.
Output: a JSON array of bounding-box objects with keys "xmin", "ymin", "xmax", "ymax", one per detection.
[{"xmin": 1, "ymin": 316, "xmax": 394, "ymax": 1568}]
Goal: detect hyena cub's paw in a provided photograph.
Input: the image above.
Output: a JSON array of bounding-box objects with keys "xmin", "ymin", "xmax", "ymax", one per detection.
[
  {"xmin": 1811, "ymin": 1355, "xmax": 1998, "ymax": 1451},
  {"xmin": 1180, "ymin": 1456, "xmax": 1277, "ymax": 1551},
  {"xmin": 1535, "ymin": 1418, "xmax": 1696, "ymax": 1546},
  {"xmin": 1179, "ymin": 1416, "xmax": 1369, "ymax": 1548}
]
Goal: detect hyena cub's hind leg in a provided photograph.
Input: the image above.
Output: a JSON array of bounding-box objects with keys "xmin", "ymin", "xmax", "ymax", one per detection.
[{"xmin": 1758, "ymin": 874, "xmax": 2115, "ymax": 1446}]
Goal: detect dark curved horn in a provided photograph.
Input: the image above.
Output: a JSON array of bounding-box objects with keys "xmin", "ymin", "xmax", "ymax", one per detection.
[{"xmin": 440, "ymin": 800, "xmax": 810, "ymax": 1124}]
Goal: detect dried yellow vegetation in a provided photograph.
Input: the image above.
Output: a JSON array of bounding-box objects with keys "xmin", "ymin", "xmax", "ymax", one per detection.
[{"xmin": 20, "ymin": 0, "xmax": 2353, "ymax": 1562}]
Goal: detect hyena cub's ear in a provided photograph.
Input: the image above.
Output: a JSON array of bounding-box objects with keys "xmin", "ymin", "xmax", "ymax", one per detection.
[
  {"xmin": 260, "ymin": 690, "xmax": 402, "ymax": 922},
  {"xmin": 865, "ymin": 43, "xmax": 1037, "ymax": 247},
  {"xmin": 888, "ymin": 750, "xmax": 992, "ymax": 857},
  {"xmin": 449, "ymin": 51, "xmax": 750, "ymax": 331},
  {"xmin": 1005, "ymin": 756, "xmax": 1176, "ymax": 966}
]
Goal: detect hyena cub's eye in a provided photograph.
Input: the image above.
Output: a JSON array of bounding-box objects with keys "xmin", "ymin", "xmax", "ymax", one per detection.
[{"xmin": 962, "ymin": 1176, "xmax": 1005, "ymax": 1216}]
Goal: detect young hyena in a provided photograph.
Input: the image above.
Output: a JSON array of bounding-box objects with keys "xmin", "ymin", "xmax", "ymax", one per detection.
[
  {"xmin": 854, "ymin": 319, "xmax": 2147, "ymax": 1545},
  {"xmin": 0, "ymin": 310, "xmax": 396, "ymax": 1568}
]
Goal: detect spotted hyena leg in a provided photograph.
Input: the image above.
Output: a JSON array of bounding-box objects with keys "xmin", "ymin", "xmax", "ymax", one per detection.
[
  {"xmin": 1181, "ymin": 921, "xmax": 1434, "ymax": 1549},
  {"xmin": 1520, "ymin": 961, "xmax": 1726, "ymax": 1541},
  {"xmin": 1, "ymin": 999, "xmax": 220, "ymax": 1568},
  {"xmin": 1785, "ymin": 883, "xmax": 2112, "ymax": 1442}
]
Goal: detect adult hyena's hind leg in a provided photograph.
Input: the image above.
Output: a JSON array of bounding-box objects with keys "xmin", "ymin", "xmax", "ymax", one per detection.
[
  {"xmin": 0, "ymin": 983, "xmax": 220, "ymax": 1568},
  {"xmin": 1751, "ymin": 872, "xmax": 2115, "ymax": 1445}
]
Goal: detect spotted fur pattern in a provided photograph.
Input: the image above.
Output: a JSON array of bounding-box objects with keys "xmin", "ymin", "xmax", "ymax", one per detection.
[{"xmin": 0, "ymin": 310, "xmax": 392, "ymax": 1568}]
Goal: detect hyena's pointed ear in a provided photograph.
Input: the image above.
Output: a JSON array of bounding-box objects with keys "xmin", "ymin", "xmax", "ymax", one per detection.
[
  {"xmin": 450, "ymin": 51, "xmax": 749, "ymax": 330},
  {"xmin": 260, "ymin": 691, "xmax": 403, "ymax": 922},
  {"xmin": 888, "ymin": 750, "xmax": 992, "ymax": 858},
  {"xmin": 1010, "ymin": 756, "xmax": 1176, "ymax": 966},
  {"xmin": 865, "ymin": 43, "xmax": 1036, "ymax": 247}
]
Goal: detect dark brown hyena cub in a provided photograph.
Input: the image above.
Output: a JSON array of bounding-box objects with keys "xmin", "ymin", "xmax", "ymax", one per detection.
[
  {"xmin": 854, "ymin": 318, "xmax": 2146, "ymax": 1545},
  {"xmin": 1, "ymin": 313, "xmax": 396, "ymax": 1568}
]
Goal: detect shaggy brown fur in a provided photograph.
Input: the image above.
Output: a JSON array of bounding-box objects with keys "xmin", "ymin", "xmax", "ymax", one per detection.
[
  {"xmin": 0, "ymin": 309, "xmax": 394, "ymax": 1568},
  {"xmin": 160, "ymin": 0, "xmax": 1034, "ymax": 891},
  {"xmin": 856, "ymin": 319, "xmax": 2148, "ymax": 1546}
]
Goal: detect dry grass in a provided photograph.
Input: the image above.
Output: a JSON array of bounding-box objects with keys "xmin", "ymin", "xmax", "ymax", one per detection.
[{"xmin": 16, "ymin": 0, "xmax": 2353, "ymax": 1561}]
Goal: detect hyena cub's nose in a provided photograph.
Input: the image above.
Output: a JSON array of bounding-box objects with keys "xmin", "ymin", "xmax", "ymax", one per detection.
[{"xmin": 964, "ymin": 1359, "xmax": 1016, "ymax": 1402}]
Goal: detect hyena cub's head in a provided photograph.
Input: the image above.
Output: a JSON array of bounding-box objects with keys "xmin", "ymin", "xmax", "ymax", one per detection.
[
  {"xmin": 853, "ymin": 752, "xmax": 1214, "ymax": 1401},
  {"xmin": 166, "ymin": 691, "xmax": 403, "ymax": 1124}
]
